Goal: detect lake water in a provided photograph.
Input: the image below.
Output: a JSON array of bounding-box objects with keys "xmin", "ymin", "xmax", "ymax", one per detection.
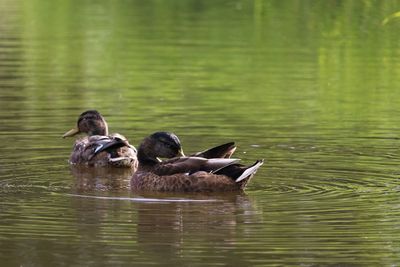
[{"xmin": 1, "ymin": 0, "xmax": 400, "ymax": 266}]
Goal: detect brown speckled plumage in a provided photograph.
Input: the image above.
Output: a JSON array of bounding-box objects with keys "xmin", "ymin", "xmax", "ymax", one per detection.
[
  {"xmin": 132, "ymin": 171, "xmax": 245, "ymax": 192},
  {"xmin": 131, "ymin": 132, "xmax": 263, "ymax": 192},
  {"xmin": 63, "ymin": 110, "xmax": 138, "ymax": 170}
]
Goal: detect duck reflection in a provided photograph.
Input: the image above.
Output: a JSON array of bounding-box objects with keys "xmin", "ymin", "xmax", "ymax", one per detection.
[
  {"xmin": 69, "ymin": 167, "xmax": 261, "ymax": 265},
  {"xmin": 132, "ymin": 192, "xmax": 261, "ymax": 265},
  {"xmin": 70, "ymin": 165, "xmax": 133, "ymax": 192}
]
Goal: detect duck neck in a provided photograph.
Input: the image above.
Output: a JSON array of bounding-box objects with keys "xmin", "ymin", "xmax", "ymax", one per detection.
[
  {"xmin": 89, "ymin": 127, "xmax": 108, "ymax": 136},
  {"xmin": 137, "ymin": 145, "xmax": 159, "ymax": 166},
  {"xmin": 90, "ymin": 120, "xmax": 108, "ymax": 136}
]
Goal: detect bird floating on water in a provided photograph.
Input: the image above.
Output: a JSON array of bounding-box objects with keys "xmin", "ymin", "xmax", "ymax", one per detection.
[
  {"xmin": 62, "ymin": 110, "xmax": 138, "ymax": 169},
  {"xmin": 131, "ymin": 132, "xmax": 263, "ymax": 192}
]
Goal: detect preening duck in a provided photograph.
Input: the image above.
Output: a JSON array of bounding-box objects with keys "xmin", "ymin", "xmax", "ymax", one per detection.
[{"xmin": 131, "ymin": 132, "xmax": 263, "ymax": 192}]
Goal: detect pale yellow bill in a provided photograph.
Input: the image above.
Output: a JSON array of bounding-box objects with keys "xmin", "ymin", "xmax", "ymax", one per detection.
[
  {"xmin": 178, "ymin": 149, "xmax": 185, "ymax": 157},
  {"xmin": 62, "ymin": 127, "xmax": 80, "ymax": 138}
]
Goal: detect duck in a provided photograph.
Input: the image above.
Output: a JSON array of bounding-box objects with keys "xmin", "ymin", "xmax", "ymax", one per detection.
[
  {"xmin": 131, "ymin": 132, "xmax": 263, "ymax": 192},
  {"xmin": 62, "ymin": 110, "xmax": 138, "ymax": 169}
]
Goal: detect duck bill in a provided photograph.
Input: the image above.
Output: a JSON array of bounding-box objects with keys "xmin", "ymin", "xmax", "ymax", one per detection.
[
  {"xmin": 62, "ymin": 127, "xmax": 80, "ymax": 138},
  {"xmin": 178, "ymin": 149, "xmax": 185, "ymax": 157}
]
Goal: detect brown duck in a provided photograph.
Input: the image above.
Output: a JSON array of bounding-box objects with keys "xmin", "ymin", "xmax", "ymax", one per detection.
[
  {"xmin": 131, "ymin": 132, "xmax": 263, "ymax": 192},
  {"xmin": 62, "ymin": 110, "xmax": 138, "ymax": 169}
]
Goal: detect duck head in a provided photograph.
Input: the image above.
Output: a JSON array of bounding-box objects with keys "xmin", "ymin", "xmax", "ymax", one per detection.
[
  {"xmin": 138, "ymin": 132, "xmax": 185, "ymax": 162},
  {"xmin": 62, "ymin": 110, "xmax": 109, "ymax": 138}
]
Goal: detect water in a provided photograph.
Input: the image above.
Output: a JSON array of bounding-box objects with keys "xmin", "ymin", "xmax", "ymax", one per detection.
[{"xmin": 1, "ymin": 0, "xmax": 400, "ymax": 265}]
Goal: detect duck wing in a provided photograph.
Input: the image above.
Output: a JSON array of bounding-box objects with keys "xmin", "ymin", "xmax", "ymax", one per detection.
[
  {"xmin": 190, "ymin": 142, "xmax": 236, "ymax": 159},
  {"xmin": 88, "ymin": 135, "xmax": 134, "ymax": 159},
  {"xmin": 154, "ymin": 157, "xmax": 240, "ymax": 175}
]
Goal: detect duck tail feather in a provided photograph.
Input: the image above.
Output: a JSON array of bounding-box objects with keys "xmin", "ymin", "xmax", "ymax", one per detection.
[{"xmin": 235, "ymin": 160, "xmax": 264, "ymax": 183}]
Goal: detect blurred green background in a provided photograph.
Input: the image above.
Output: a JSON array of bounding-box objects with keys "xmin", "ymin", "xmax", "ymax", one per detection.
[{"xmin": 1, "ymin": 0, "xmax": 400, "ymax": 266}]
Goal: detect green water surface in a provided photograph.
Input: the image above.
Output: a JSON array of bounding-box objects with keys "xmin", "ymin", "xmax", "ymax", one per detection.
[{"xmin": 1, "ymin": 0, "xmax": 400, "ymax": 266}]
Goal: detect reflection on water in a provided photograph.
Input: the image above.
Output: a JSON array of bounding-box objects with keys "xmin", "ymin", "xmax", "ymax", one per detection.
[
  {"xmin": 1, "ymin": 0, "xmax": 400, "ymax": 265},
  {"xmin": 133, "ymin": 193, "xmax": 259, "ymax": 266},
  {"xmin": 70, "ymin": 166, "xmax": 133, "ymax": 192},
  {"xmin": 0, "ymin": 191, "xmax": 259, "ymax": 266}
]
